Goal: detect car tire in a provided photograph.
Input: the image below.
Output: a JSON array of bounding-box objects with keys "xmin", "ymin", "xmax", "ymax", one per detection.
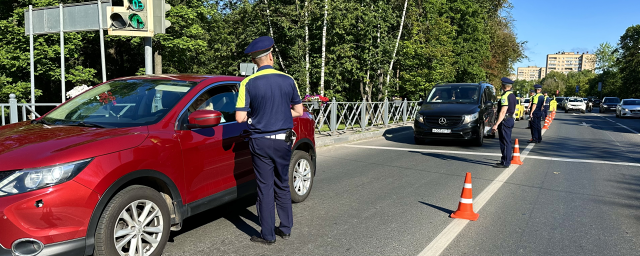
[
  {"xmin": 289, "ymin": 150, "xmax": 314, "ymax": 203},
  {"xmin": 94, "ymin": 185, "xmax": 171, "ymax": 256},
  {"xmin": 565, "ymin": 109, "xmax": 568, "ymax": 113},
  {"xmin": 474, "ymin": 124, "xmax": 484, "ymax": 146},
  {"xmin": 581, "ymin": 110, "xmax": 585, "ymax": 114},
  {"xmin": 616, "ymin": 112, "xmax": 620, "ymax": 118},
  {"xmin": 602, "ymin": 108, "xmax": 606, "ymax": 113}
]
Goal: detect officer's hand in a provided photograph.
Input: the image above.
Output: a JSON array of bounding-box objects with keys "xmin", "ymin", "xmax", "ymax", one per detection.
[{"xmin": 491, "ymin": 124, "xmax": 498, "ymax": 133}]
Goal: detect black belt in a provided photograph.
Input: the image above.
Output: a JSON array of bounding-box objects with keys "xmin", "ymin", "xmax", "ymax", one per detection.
[{"xmin": 505, "ymin": 114, "xmax": 514, "ymax": 119}]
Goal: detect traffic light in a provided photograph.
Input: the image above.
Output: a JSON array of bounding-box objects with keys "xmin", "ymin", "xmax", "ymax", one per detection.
[{"xmin": 107, "ymin": 0, "xmax": 171, "ymax": 37}]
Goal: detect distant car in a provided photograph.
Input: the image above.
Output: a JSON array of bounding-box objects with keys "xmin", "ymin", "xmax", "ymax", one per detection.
[
  {"xmin": 414, "ymin": 82, "xmax": 497, "ymax": 146},
  {"xmin": 592, "ymin": 98, "xmax": 601, "ymax": 105},
  {"xmin": 600, "ymin": 97, "xmax": 621, "ymax": 113},
  {"xmin": 555, "ymin": 97, "xmax": 566, "ymax": 110},
  {"xmin": 583, "ymin": 98, "xmax": 589, "ymax": 103},
  {"xmin": 522, "ymin": 98, "xmax": 530, "ymax": 112},
  {"xmin": 616, "ymin": 99, "xmax": 640, "ymax": 118},
  {"xmin": 564, "ymin": 97, "xmax": 586, "ymax": 113},
  {"xmin": 515, "ymin": 97, "xmax": 525, "ymax": 121}
]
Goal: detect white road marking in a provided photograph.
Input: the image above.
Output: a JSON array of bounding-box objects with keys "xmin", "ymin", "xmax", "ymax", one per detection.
[
  {"xmin": 597, "ymin": 115, "xmax": 640, "ymax": 135},
  {"xmin": 525, "ymin": 155, "xmax": 640, "ymax": 167},
  {"xmin": 579, "ymin": 122, "xmax": 591, "ymax": 127},
  {"xmin": 417, "ymin": 132, "xmax": 540, "ymax": 256}
]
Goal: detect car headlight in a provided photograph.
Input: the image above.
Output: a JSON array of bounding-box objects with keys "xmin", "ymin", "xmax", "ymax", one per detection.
[
  {"xmin": 623, "ymin": 108, "xmax": 629, "ymax": 111},
  {"xmin": 417, "ymin": 115, "xmax": 424, "ymax": 123},
  {"xmin": 0, "ymin": 159, "xmax": 92, "ymax": 197},
  {"xmin": 463, "ymin": 112, "xmax": 479, "ymax": 124}
]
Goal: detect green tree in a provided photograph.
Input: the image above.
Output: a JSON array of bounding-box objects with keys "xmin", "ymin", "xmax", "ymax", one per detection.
[{"xmin": 617, "ymin": 25, "xmax": 640, "ymax": 98}]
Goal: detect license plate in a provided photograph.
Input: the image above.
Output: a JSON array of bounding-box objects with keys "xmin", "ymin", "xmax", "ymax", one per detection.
[{"xmin": 432, "ymin": 129, "xmax": 451, "ymax": 133}]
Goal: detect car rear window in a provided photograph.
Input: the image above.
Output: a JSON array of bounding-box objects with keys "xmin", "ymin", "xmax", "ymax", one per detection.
[
  {"xmin": 623, "ymin": 100, "xmax": 640, "ymax": 105},
  {"xmin": 569, "ymin": 98, "xmax": 582, "ymax": 102},
  {"xmin": 523, "ymin": 99, "xmax": 530, "ymax": 103},
  {"xmin": 604, "ymin": 98, "xmax": 620, "ymax": 103}
]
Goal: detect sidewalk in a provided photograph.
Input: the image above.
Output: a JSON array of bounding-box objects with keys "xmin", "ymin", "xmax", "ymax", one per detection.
[{"xmin": 314, "ymin": 123, "xmax": 415, "ymax": 148}]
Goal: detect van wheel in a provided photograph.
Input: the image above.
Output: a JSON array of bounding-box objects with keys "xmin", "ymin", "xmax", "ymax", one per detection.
[
  {"xmin": 474, "ymin": 124, "xmax": 484, "ymax": 146},
  {"xmin": 94, "ymin": 185, "xmax": 171, "ymax": 256},
  {"xmin": 289, "ymin": 150, "xmax": 314, "ymax": 203}
]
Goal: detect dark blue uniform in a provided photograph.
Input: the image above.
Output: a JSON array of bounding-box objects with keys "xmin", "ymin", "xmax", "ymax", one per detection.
[
  {"xmin": 530, "ymin": 93, "xmax": 545, "ymax": 143},
  {"xmin": 236, "ymin": 65, "xmax": 302, "ymax": 241},
  {"xmin": 498, "ymin": 90, "xmax": 516, "ymax": 166}
]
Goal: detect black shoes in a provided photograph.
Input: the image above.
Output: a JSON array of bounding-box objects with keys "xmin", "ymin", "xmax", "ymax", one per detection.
[
  {"xmin": 527, "ymin": 139, "xmax": 537, "ymax": 143},
  {"xmin": 250, "ymin": 236, "xmax": 275, "ymax": 245},
  {"xmin": 275, "ymin": 227, "xmax": 291, "ymax": 240},
  {"xmin": 493, "ymin": 163, "xmax": 509, "ymax": 168}
]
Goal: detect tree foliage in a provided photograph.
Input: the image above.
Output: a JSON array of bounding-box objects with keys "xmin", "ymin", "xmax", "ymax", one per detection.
[{"xmin": 0, "ymin": 0, "xmax": 525, "ymax": 104}]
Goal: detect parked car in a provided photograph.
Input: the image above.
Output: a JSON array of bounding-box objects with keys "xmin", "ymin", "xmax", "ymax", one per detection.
[
  {"xmin": 522, "ymin": 98, "xmax": 530, "ymax": 113},
  {"xmin": 555, "ymin": 97, "xmax": 566, "ymax": 110},
  {"xmin": 600, "ymin": 97, "xmax": 621, "ymax": 113},
  {"xmin": 414, "ymin": 82, "xmax": 497, "ymax": 146},
  {"xmin": 592, "ymin": 98, "xmax": 601, "ymax": 105},
  {"xmin": 515, "ymin": 97, "xmax": 525, "ymax": 121},
  {"xmin": 0, "ymin": 75, "xmax": 317, "ymax": 256},
  {"xmin": 564, "ymin": 97, "xmax": 586, "ymax": 113},
  {"xmin": 616, "ymin": 99, "xmax": 640, "ymax": 118}
]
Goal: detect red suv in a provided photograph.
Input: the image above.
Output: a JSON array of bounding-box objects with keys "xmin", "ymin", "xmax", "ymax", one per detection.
[{"xmin": 0, "ymin": 75, "xmax": 316, "ymax": 256}]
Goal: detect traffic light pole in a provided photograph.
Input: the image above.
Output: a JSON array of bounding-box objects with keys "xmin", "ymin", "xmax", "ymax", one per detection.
[{"xmin": 144, "ymin": 37, "xmax": 153, "ymax": 75}]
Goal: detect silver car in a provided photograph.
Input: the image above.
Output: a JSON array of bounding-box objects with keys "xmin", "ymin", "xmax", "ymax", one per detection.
[{"xmin": 616, "ymin": 99, "xmax": 640, "ymax": 118}]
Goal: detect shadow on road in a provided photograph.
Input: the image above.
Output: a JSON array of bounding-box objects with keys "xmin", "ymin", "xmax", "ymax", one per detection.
[
  {"xmin": 168, "ymin": 195, "xmax": 260, "ymax": 242},
  {"xmin": 409, "ymin": 151, "xmax": 496, "ymax": 166},
  {"xmin": 419, "ymin": 201, "xmax": 454, "ymax": 215}
]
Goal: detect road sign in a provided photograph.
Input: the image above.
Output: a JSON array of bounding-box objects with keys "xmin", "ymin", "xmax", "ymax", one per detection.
[
  {"xmin": 107, "ymin": 0, "xmax": 171, "ymax": 36},
  {"xmin": 24, "ymin": 1, "xmax": 112, "ymax": 35},
  {"xmin": 575, "ymin": 85, "xmax": 579, "ymax": 93},
  {"xmin": 598, "ymin": 82, "xmax": 602, "ymax": 91},
  {"xmin": 240, "ymin": 63, "xmax": 257, "ymax": 76}
]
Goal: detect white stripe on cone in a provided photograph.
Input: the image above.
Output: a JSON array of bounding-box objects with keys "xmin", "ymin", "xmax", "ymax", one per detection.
[
  {"xmin": 459, "ymin": 198, "xmax": 473, "ymax": 204},
  {"xmin": 514, "ymin": 153, "xmax": 521, "ymax": 156},
  {"xmin": 464, "ymin": 183, "xmax": 472, "ymax": 188}
]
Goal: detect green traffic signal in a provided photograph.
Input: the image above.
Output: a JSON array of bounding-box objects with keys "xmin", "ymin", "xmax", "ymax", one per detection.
[
  {"xmin": 129, "ymin": 0, "xmax": 145, "ymax": 11},
  {"xmin": 128, "ymin": 13, "xmax": 145, "ymax": 29}
]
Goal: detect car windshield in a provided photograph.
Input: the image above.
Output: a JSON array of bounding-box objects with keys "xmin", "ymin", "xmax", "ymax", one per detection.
[
  {"xmin": 569, "ymin": 98, "xmax": 582, "ymax": 102},
  {"xmin": 523, "ymin": 98, "xmax": 530, "ymax": 103},
  {"xmin": 604, "ymin": 98, "xmax": 620, "ymax": 103},
  {"xmin": 42, "ymin": 79, "xmax": 197, "ymax": 128},
  {"xmin": 623, "ymin": 100, "xmax": 640, "ymax": 105},
  {"xmin": 426, "ymin": 85, "xmax": 481, "ymax": 104},
  {"xmin": 557, "ymin": 98, "xmax": 564, "ymax": 102}
]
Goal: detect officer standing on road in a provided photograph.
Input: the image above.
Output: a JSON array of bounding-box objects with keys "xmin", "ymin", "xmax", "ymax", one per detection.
[
  {"xmin": 528, "ymin": 84, "xmax": 545, "ymax": 143},
  {"xmin": 236, "ymin": 36, "xmax": 304, "ymax": 245},
  {"xmin": 526, "ymin": 90, "xmax": 535, "ymax": 129},
  {"xmin": 542, "ymin": 92, "xmax": 550, "ymax": 121},
  {"xmin": 491, "ymin": 77, "xmax": 517, "ymax": 168}
]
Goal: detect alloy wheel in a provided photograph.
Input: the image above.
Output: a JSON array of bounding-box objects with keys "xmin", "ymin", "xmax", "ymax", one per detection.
[
  {"xmin": 293, "ymin": 158, "xmax": 312, "ymax": 196},
  {"xmin": 113, "ymin": 200, "xmax": 164, "ymax": 256}
]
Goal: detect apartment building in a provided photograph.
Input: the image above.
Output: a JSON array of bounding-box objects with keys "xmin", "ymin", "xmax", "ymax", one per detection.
[
  {"xmin": 545, "ymin": 51, "xmax": 596, "ymax": 74},
  {"xmin": 516, "ymin": 66, "xmax": 546, "ymax": 81}
]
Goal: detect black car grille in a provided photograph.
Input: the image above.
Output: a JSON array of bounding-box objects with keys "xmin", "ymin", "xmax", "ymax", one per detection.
[{"xmin": 424, "ymin": 116, "xmax": 463, "ymax": 127}]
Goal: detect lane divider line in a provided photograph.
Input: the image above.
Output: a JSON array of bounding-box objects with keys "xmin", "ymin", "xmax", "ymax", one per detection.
[
  {"xmin": 597, "ymin": 115, "xmax": 640, "ymax": 135},
  {"xmin": 417, "ymin": 131, "xmax": 541, "ymax": 256}
]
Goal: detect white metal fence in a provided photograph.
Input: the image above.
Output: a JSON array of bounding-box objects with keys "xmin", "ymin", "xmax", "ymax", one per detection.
[
  {"xmin": 302, "ymin": 98, "xmax": 422, "ymax": 135},
  {"xmin": 1, "ymin": 94, "xmax": 61, "ymax": 126}
]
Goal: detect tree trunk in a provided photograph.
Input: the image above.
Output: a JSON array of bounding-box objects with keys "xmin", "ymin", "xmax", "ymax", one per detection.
[
  {"xmin": 320, "ymin": 0, "xmax": 328, "ymax": 95},
  {"xmin": 386, "ymin": 0, "xmax": 408, "ymax": 85},
  {"xmin": 264, "ymin": 0, "xmax": 287, "ymax": 73},
  {"xmin": 154, "ymin": 50, "xmax": 162, "ymax": 75},
  {"xmin": 305, "ymin": 0, "xmax": 310, "ymax": 95}
]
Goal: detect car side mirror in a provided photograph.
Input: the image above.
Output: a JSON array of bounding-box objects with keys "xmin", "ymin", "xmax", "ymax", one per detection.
[
  {"xmin": 187, "ymin": 110, "xmax": 222, "ymax": 129},
  {"xmin": 417, "ymin": 101, "xmax": 423, "ymax": 106}
]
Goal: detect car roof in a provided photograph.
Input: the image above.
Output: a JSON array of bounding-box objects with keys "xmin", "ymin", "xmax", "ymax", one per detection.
[
  {"xmin": 111, "ymin": 74, "xmax": 242, "ymax": 83},
  {"xmin": 434, "ymin": 83, "xmax": 486, "ymax": 87}
]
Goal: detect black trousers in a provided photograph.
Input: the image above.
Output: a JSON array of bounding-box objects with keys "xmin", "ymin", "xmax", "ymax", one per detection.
[
  {"xmin": 499, "ymin": 118, "xmax": 514, "ymax": 166},
  {"xmin": 249, "ymin": 136, "xmax": 293, "ymax": 240}
]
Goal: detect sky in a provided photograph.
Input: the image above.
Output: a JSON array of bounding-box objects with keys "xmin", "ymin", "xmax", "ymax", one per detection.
[{"xmin": 510, "ymin": 0, "xmax": 640, "ymax": 72}]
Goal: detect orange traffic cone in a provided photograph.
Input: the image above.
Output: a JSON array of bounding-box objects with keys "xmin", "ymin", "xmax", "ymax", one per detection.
[
  {"xmin": 450, "ymin": 172, "xmax": 479, "ymax": 221},
  {"xmin": 511, "ymin": 139, "xmax": 523, "ymax": 165},
  {"xmin": 542, "ymin": 118, "xmax": 550, "ymax": 130}
]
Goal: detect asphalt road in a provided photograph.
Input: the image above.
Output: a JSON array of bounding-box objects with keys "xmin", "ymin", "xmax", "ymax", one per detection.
[{"xmin": 162, "ymin": 108, "xmax": 640, "ymax": 256}]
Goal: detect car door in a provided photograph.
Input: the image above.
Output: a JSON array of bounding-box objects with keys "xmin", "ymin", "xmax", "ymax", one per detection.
[
  {"xmin": 176, "ymin": 82, "xmax": 253, "ymax": 204},
  {"xmin": 483, "ymin": 86, "xmax": 497, "ymax": 127}
]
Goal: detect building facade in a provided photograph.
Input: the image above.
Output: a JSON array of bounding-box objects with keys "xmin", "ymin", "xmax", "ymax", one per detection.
[
  {"xmin": 545, "ymin": 52, "xmax": 596, "ymax": 74},
  {"xmin": 516, "ymin": 66, "xmax": 546, "ymax": 81}
]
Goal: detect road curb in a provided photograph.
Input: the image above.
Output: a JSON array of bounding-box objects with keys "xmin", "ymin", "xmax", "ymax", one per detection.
[{"xmin": 315, "ymin": 124, "xmax": 414, "ymax": 148}]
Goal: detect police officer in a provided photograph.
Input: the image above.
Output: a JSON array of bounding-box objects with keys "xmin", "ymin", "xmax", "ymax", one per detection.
[
  {"xmin": 236, "ymin": 36, "xmax": 304, "ymax": 245},
  {"xmin": 526, "ymin": 90, "xmax": 535, "ymax": 129},
  {"xmin": 528, "ymin": 84, "xmax": 545, "ymax": 143},
  {"xmin": 542, "ymin": 92, "xmax": 550, "ymax": 121},
  {"xmin": 492, "ymin": 77, "xmax": 517, "ymax": 168}
]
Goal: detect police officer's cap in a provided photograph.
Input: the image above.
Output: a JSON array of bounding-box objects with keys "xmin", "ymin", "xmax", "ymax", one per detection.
[
  {"xmin": 529, "ymin": 89, "xmax": 535, "ymax": 93},
  {"xmin": 501, "ymin": 77, "xmax": 514, "ymax": 85},
  {"xmin": 245, "ymin": 36, "xmax": 274, "ymax": 59},
  {"xmin": 534, "ymin": 84, "xmax": 542, "ymax": 89}
]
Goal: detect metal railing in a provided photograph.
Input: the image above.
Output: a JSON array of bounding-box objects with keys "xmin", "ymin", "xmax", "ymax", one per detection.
[
  {"xmin": 302, "ymin": 98, "xmax": 422, "ymax": 135},
  {"xmin": 1, "ymin": 94, "xmax": 61, "ymax": 126}
]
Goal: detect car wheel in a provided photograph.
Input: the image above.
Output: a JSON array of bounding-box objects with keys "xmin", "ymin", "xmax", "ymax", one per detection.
[
  {"xmin": 616, "ymin": 112, "xmax": 620, "ymax": 118},
  {"xmin": 602, "ymin": 108, "xmax": 606, "ymax": 113},
  {"xmin": 581, "ymin": 110, "xmax": 585, "ymax": 114},
  {"xmin": 565, "ymin": 109, "xmax": 568, "ymax": 113},
  {"xmin": 289, "ymin": 150, "xmax": 314, "ymax": 203},
  {"xmin": 474, "ymin": 124, "xmax": 484, "ymax": 146},
  {"xmin": 94, "ymin": 185, "xmax": 171, "ymax": 256}
]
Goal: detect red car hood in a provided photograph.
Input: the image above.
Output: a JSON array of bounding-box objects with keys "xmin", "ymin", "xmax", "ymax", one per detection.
[{"xmin": 0, "ymin": 122, "xmax": 148, "ymax": 171}]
